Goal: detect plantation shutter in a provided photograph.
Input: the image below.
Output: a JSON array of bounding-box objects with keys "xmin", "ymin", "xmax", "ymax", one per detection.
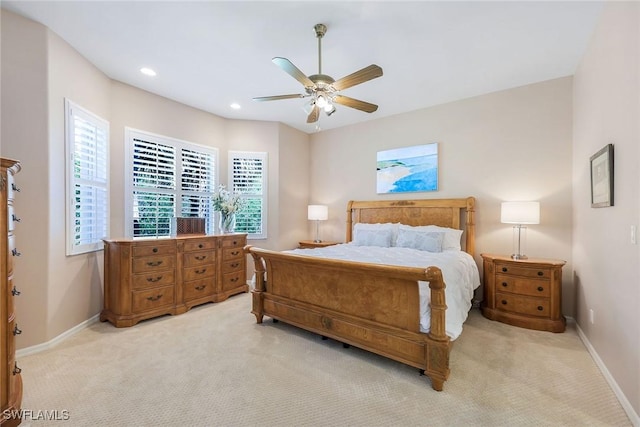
[
  {"xmin": 229, "ymin": 151, "xmax": 267, "ymax": 239},
  {"xmin": 180, "ymin": 148, "xmax": 215, "ymax": 233},
  {"xmin": 65, "ymin": 99, "xmax": 109, "ymax": 255}
]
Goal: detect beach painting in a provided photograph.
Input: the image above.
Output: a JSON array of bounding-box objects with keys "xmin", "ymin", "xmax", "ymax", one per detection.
[{"xmin": 376, "ymin": 143, "xmax": 438, "ymax": 194}]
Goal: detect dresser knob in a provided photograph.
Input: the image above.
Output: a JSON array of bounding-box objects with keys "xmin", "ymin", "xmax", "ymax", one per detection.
[
  {"xmin": 502, "ymin": 267, "xmax": 508, "ymax": 272},
  {"xmin": 146, "ymin": 260, "xmax": 163, "ymax": 267},
  {"xmin": 501, "ymin": 282, "xmax": 508, "ymax": 287},
  {"xmin": 501, "ymin": 300, "xmax": 507, "ymax": 305},
  {"xmin": 537, "ymin": 306, "xmax": 543, "ymax": 311},
  {"xmin": 195, "ymin": 285, "xmax": 206, "ymax": 291},
  {"xmin": 195, "ymin": 255, "xmax": 207, "ymax": 261},
  {"xmin": 537, "ymin": 286, "xmax": 544, "ymax": 292},
  {"xmin": 231, "ymin": 263, "xmax": 239, "ymax": 268},
  {"xmin": 146, "ymin": 294, "xmax": 163, "ymax": 302},
  {"xmin": 13, "ymin": 325, "xmax": 22, "ymax": 335},
  {"xmin": 11, "ymin": 248, "xmax": 21, "ymax": 257},
  {"xmin": 12, "ymin": 286, "xmax": 21, "ymax": 296},
  {"xmin": 12, "ymin": 214, "xmax": 20, "ymax": 222},
  {"xmin": 537, "ymin": 271, "xmax": 544, "ymax": 276},
  {"xmin": 152, "ymin": 247, "xmax": 158, "ymax": 253},
  {"xmin": 147, "ymin": 276, "xmax": 163, "ymax": 283},
  {"xmin": 11, "ymin": 183, "xmax": 20, "ymax": 192},
  {"xmin": 233, "ymin": 240, "xmax": 238, "ymax": 245},
  {"xmin": 13, "ymin": 362, "xmax": 21, "ymax": 375},
  {"xmin": 199, "ymin": 244, "xmax": 204, "ymax": 249},
  {"xmin": 195, "ymin": 268, "xmax": 206, "ymax": 274},
  {"xmin": 231, "ymin": 250, "xmax": 240, "ymax": 256}
]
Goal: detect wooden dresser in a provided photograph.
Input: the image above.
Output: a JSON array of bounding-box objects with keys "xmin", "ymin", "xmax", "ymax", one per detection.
[
  {"xmin": 1, "ymin": 158, "xmax": 22, "ymax": 426},
  {"xmin": 481, "ymin": 254, "xmax": 566, "ymax": 332},
  {"xmin": 101, "ymin": 233, "xmax": 247, "ymax": 327}
]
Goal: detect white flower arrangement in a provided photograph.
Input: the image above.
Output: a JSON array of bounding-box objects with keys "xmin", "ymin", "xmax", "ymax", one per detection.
[{"xmin": 212, "ymin": 185, "xmax": 244, "ymax": 216}]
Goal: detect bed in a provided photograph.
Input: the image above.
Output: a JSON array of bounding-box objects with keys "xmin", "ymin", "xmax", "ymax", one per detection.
[{"xmin": 245, "ymin": 197, "xmax": 478, "ymax": 391}]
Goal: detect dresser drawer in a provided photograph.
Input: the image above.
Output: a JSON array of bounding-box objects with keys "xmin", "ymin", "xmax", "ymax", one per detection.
[
  {"xmin": 7, "ymin": 202, "xmax": 16, "ymax": 232},
  {"xmin": 495, "ymin": 263, "xmax": 551, "ymax": 279},
  {"xmin": 132, "ymin": 243, "xmax": 175, "ymax": 257},
  {"xmin": 222, "ymin": 247, "xmax": 243, "ymax": 260},
  {"xmin": 7, "ymin": 233, "xmax": 15, "ymax": 274},
  {"xmin": 132, "ymin": 255, "xmax": 175, "ymax": 273},
  {"xmin": 183, "ymin": 265, "xmax": 215, "ymax": 282},
  {"xmin": 183, "ymin": 238, "xmax": 216, "ymax": 252},
  {"xmin": 132, "ymin": 270, "xmax": 175, "ymax": 290},
  {"xmin": 221, "ymin": 235, "xmax": 246, "ymax": 249},
  {"xmin": 132, "ymin": 286, "xmax": 174, "ymax": 312},
  {"xmin": 183, "ymin": 278, "xmax": 216, "ymax": 301},
  {"xmin": 495, "ymin": 274, "xmax": 551, "ymax": 298},
  {"xmin": 183, "ymin": 251, "xmax": 215, "ymax": 268},
  {"xmin": 496, "ymin": 292, "xmax": 550, "ymax": 317},
  {"xmin": 6, "ymin": 279, "xmax": 15, "ymax": 318},
  {"xmin": 222, "ymin": 270, "xmax": 245, "ymax": 291},
  {"xmin": 221, "ymin": 259, "xmax": 243, "ymax": 273}
]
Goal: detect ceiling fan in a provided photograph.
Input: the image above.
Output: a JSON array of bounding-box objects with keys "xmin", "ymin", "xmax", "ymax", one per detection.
[{"xmin": 253, "ymin": 23, "xmax": 383, "ymax": 124}]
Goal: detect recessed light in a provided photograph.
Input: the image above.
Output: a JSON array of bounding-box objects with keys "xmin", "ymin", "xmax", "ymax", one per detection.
[
  {"xmin": 140, "ymin": 67, "xmax": 157, "ymax": 77},
  {"xmin": 230, "ymin": 103, "xmax": 241, "ymax": 110}
]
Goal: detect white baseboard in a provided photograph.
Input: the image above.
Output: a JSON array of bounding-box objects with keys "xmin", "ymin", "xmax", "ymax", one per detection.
[
  {"xmin": 572, "ymin": 317, "xmax": 640, "ymax": 427},
  {"xmin": 16, "ymin": 314, "xmax": 100, "ymax": 358}
]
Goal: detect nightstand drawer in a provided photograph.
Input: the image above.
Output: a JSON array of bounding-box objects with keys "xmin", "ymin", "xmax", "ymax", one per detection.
[
  {"xmin": 496, "ymin": 292, "xmax": 550, "ymax": 317},
  {"xmin": 495, "ymin": 263, "xmax": 551, "ymax": 279},
  {"xmin": 495, "ymin": 274, "xmax": 551, "ymax": 297}
]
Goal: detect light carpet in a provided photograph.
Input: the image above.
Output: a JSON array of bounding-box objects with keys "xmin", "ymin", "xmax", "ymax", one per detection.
[{"xmin": 18, "ymin": 293, "xmax": 631, "ymax": 426}]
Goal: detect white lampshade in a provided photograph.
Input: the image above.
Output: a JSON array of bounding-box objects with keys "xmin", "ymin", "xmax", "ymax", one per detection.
[
  {"xmin": 308, "ymin": 205, "xmax": 328, "ymax": 221},
  {"xmin": 501, "ymin": 202, "xmax": 540, "ymax": 225}
]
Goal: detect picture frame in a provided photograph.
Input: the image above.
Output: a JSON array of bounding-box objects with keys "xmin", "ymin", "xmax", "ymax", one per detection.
[
  {"xmin": 376, "ymin": 143, "xmax": 438, "ymax": 194},
  {"xmin": 590, "ymin": 144, "xmax": 614, "ymax": 208}
]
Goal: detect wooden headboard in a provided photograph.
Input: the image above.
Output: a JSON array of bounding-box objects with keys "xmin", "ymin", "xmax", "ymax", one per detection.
[{"xmin": 345, "ymin": 197, "xmax": 476, "ymax": 256}]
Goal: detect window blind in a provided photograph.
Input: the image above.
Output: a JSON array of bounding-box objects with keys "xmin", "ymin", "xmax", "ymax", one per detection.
[{"xmin": 229, "ymin": 151, "xmax": 267, "ymax": 239}]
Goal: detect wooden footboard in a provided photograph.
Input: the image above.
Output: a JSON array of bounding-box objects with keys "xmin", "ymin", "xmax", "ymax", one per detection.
[{"xmin": 246, "ymin": 246, "xmax": 451, "ymax": 391}]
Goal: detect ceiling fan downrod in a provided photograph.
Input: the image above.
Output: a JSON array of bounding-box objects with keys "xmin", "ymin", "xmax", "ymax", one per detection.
[{"xmin": 314, "ymin": 23, "xmax": 326, "ymax": 75}]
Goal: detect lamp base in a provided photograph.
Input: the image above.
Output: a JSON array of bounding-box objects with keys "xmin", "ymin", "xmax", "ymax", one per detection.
[
  {"xmin": 313, "ymin": 239, "xmax": 323, "ymax": 243},
  {"xmin": 511, "ymin": 254, "xmax": 528, "ymax": 260}
]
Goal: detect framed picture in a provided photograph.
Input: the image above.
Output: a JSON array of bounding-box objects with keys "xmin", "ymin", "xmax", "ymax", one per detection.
[
  {"xmin": 376, "ymin": 143, "xmax": 438, "ymax": 194},
  {"xmin": 590, "ymin": 144, "xmax": 614, "ymax": 208}
]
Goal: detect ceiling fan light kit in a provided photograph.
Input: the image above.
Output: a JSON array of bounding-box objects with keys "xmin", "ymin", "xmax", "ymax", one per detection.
[{"xmin": 253, "ymin": 23, "xmax": 383, "ymax": 124}]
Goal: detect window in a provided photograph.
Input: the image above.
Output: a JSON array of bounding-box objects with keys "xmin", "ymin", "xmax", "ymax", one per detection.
[
  {"xmin": 229, "ymin": 151, "xmax": 267, "ymax": 239},
  {"xmin": 125, "ymin": 128, "xmax": 217, "ymax": 237},
  {"xmin": 65, "ymin": 99, "xmax": 109, "ymax": 255}
]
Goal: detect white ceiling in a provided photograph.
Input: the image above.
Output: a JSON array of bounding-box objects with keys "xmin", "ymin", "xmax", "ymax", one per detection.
[{"xmin": 2, "ymin": 1, "xmax": 604, "ymax": 134}]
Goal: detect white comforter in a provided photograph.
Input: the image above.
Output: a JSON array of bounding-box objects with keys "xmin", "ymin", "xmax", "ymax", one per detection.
[{"xmin": 288, "ymin": 243, "xmax": 481, "ymax": 340}]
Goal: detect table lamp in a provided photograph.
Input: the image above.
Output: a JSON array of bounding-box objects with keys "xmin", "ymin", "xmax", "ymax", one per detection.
[
  {"xmin": 501, "ymin": 201, "xmax": 540, "ymax": 260},
  {"xmin": 308, "ymin": 205, "xmax": 328, "ymax": 243}
]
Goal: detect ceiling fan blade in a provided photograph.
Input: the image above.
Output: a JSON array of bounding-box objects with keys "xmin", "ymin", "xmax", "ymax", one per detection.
[
  {"xmin": 333, "ymin": 95, "xmax": 378, "ymax": 113},
  {"xmin": 253, "ymin": 94, "xmax": 305, "ymax": 102},
  {"xmin": 331, "ymin": 65, "xmax": 383, "ymax": 91},
  {"xmin": 306, "ymin": 105, "xmax": 320, "ymax": 123},
  {"xmin": 272, "ymin": 57, "xmax": 315, "ymax": 88}
]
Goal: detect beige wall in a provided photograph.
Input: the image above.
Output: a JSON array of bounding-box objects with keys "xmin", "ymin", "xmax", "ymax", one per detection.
[
  {"xmin": 573, "ymin": 1, "xmax": 639, "ymax": 418},
  {"xmin": 310, "ymin": 77, "xmax": 574, "ymax": 310}
]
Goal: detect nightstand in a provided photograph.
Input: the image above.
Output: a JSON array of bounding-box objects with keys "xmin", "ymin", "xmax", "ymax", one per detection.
[
  {"xmin": 481, "ymin": 253, "xmax": 566, "ymax": 332},
  {"xmin": 298, "ymin": 240, "xmax": 340, "ymax": 249}
]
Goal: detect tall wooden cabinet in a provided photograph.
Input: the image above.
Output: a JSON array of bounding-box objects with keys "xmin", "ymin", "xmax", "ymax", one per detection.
[
  {"xmin": 101, "ymin": 234, "xmax": 247, "ymax": 327},
  {"xmin": 1, "ymin": 158, "xmax": 22, "ymax": 426}
]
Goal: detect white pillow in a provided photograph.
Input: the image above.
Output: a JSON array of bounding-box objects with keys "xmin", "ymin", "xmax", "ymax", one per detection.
[
  {"xmin": 399, "ymin": 224, "xmax": 463, "ymax": 251},
  {"xmin": 352, "ymin": 228, "xmax": 393, "ymax": 247},
  {"xmin": 396, "ymin": 228, "xmax": 444, "ymax": 252},
  {"xmin": 352, "ymin": 223, "xmax": 399, "ymax": 247}
]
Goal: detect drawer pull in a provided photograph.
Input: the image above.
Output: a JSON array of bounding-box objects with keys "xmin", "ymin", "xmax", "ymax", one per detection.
[
  {"xmin": 501, "ymin": 300, "xmax": 507, "ymax": 305},
  {"xmin": 501, "ymin": 282, "xmax": 508, "ymax": 287},
  {"xmin": 147, "ymin": 276, "xmax": 163, "ymax": 283},
  {"xmin": 502, "ymin": 267, "xmax": 508, "ymax": 272},
  {"xmin": 13, "ymin": 325, "xmax": 22, "ymax": 336},
  {"xmin": 537, "ymin": 286, "xmax": 544, "ymax": 292},
  {"xmin": 12, "ymin": 183, "xmax": 20, "ymax": 192},
  {"xmin": 11, "ymin": 248, "xmax": 21, "ymax": 257},
  {"xmin": 12, "ymin": 214, "xmax": 20, "ymax": 222},
  {"xmin": 146, "ymin": 260, "xmax": 163, "ymax": 267},
  {"xmin": 153, "ymin": 247, "xmax": 158, "ymax": 253},
  {"xmin": 230, "ymin": 263, "xmax": 240, "ymax": 268},
  {"xmin": 198, "ymin": 244, "xmax": 204, "ymax": 249},
  {"xmin": 195, "ymin": 255, "xmax": 207, "ymax": 261},
  {"xmin": 537, "ymin": 306, "xmax": 544, "ymax": 311},
  {"xmin": 537, "ymin": 271, "xmax": 544, "ymax": 276},
  {"xmin": 146, "ymin": 294, "xmax": 163, "ymax": 302},
  {"xmin": 231, "ymin": 250, "xmax": 240, "ymax": 256},
  {"xmin": 12, "ymin": 286, "xmax": 21, "ymax": 296},
  {"xmin": 230, "ymin": 277, "xmax": 239, "ymax": 283},
  {"xmin": 195, "ymin": 285, "xmax": 207, "ymax": 291},
  {"xmin": 13, "ymin": 362, "xmax": 21, "ymax": 375},
  {"xmin": 195, "ymin": 268, "xmax": 207, "ymax": 274}
]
